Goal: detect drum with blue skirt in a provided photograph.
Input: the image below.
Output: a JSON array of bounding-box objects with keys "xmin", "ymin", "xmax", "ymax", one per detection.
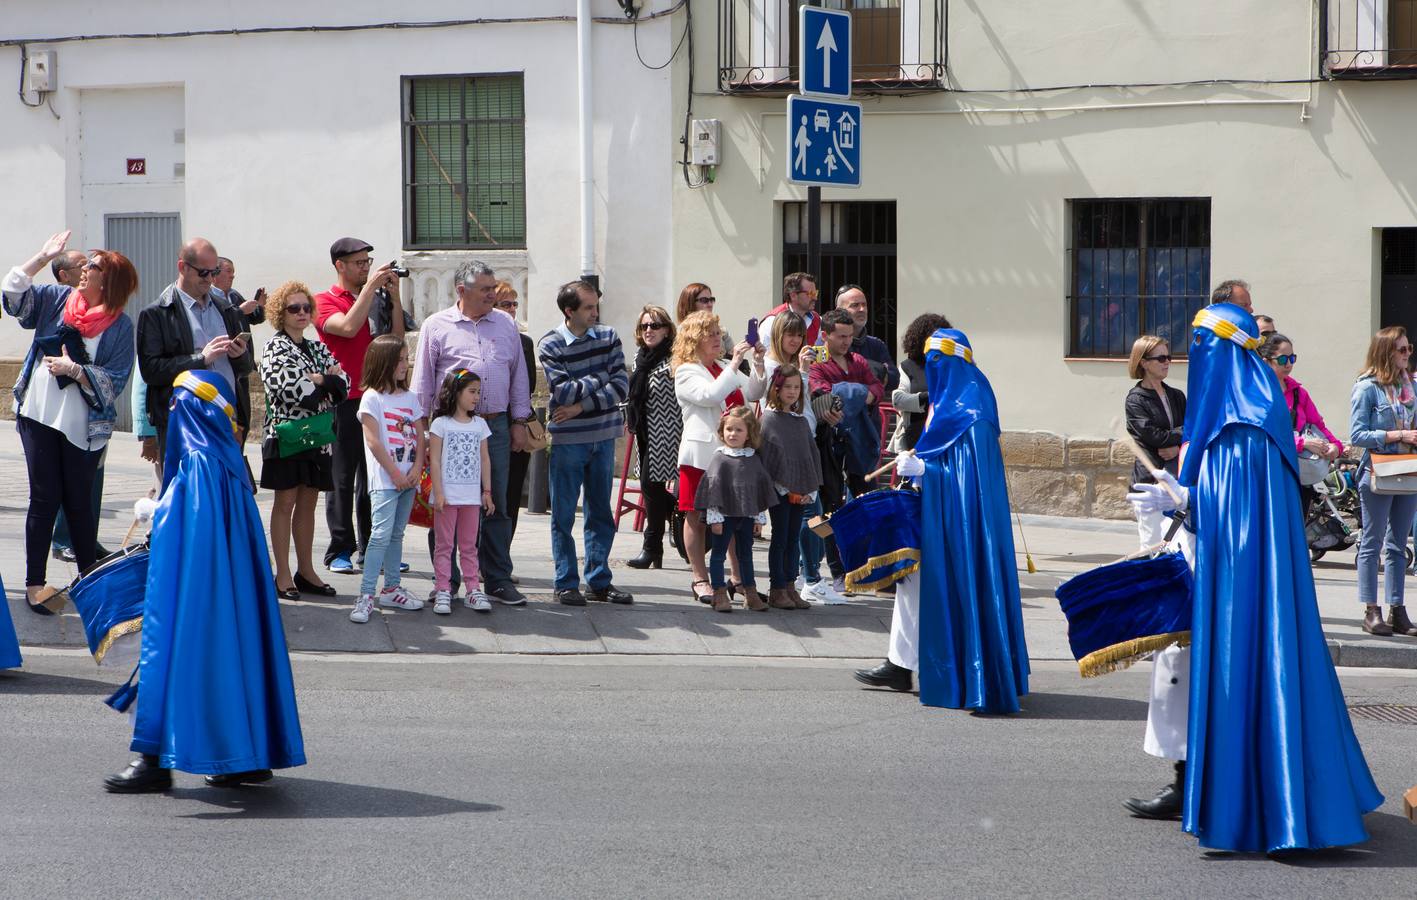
[
  {"xmin": 62, "ymin": 544, "xmax": 149, "ymax": 668},
  {"xmin": 1053, "ymin": 550, "xmax": 1192, "ymax": 677}
]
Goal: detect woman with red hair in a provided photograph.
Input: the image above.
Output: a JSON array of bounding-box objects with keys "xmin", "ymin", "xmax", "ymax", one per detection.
[{"xmin": 3, "ymin": 229, "xmax": 137, "ymax": 612}]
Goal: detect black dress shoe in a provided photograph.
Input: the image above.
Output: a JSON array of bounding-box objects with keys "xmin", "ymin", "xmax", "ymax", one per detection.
[
  {"xmin": 205, "ymin": 769, "xmax": 274, "ymax": 788},
  {"xmin": 294, "ymin": 573, "xmax": 338, "ymax": 596},
  {"xmin": 853, "ymin": 660, "xmax": 914, "ymax": 692},
  {"xmin": 625, "ymin": 548, "xmax": 663, "ymax": 570},
  {"xmin": 103, "ymin": 754, "xmax": 172, "ymax": 794},
  {"xmin": 276, "ymin": 585, "xmax": 300, "ymax": 601},
  {"xmin": 52, "ymin": 546, "xmax": 76, "ymax": 563},
  {"xmin": 1124, "ymin": 761, "xmax": 1185, "ymax": 820},
  {"xmin": 557, "ymin": 588, "xmax": 587, "ymax": 606},
  {"xmin": 587, "ymin": 584, "xmax": 634, "ymax": 604}
]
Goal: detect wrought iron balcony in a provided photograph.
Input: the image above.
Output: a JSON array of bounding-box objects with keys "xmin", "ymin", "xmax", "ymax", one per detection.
[
  {"xmin": 718, "ymin": 0, "xmax": 946, "ymax": 95},
  {"xmin": 1323, "ymin": 0, "xmax": 1417, "ymax": 77}
]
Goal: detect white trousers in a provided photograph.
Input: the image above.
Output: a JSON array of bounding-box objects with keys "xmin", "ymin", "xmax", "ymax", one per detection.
[
  {"xmin": 887, "ymin": 571, "xmax": 921, "ymax": 671},
  {"xmin": 1143, "ymin": 643, "xmax": 1189, "ymax": 761}
]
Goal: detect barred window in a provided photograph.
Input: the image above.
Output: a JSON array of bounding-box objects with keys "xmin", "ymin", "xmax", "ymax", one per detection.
[
  {"xmin": 1067, "ymin": 198, "xmax": 1211, "ymax": 359},
  {"xmin": 403, "ymin": 74, "xmax": 526, "ymax": 249}
]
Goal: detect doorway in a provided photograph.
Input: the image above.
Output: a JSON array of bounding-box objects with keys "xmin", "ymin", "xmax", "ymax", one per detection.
[
  {"xmin": 1381, "ymin": 228, "xmax": 1417, "ymax": 340},
  {"xmin": 105, "ymin": 213, "xmax": 181, "ymax": 431},
  {"xmin": 782, "ymin": 200, "xmax": 898, "ymax": 357}
]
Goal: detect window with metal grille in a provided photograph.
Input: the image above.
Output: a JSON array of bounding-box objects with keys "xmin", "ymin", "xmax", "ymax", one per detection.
[
  {"xmin": 1067, "ymin": 198, "xmax": 1211, "ymax": 359},
  {"xmin": 402, "ymin": 74, "xmax": 526, "ymax": 249}
]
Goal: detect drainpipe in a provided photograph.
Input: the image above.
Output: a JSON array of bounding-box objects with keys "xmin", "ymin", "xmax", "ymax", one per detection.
[{"xmin": 577, "ymin": 0, "xmax": 598, "ymax": 290}]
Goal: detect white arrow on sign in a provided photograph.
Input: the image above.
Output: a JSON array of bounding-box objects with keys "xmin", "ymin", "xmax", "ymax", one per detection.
[{"xmin": 816, "ymin": 20, "xmax": 838, "ymax": 89}]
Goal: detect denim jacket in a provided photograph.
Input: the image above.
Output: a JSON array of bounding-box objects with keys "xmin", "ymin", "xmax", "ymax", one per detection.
[
  {"xmin": 3, "ymin": 279, "xmax": 135, "ymax": 446},
  {"xmin": 1349, "ymin": 375, "xmax": 1414, "ymax": 467}
]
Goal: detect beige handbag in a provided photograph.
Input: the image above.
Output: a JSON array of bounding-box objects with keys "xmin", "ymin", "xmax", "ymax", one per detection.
[
  {"xmin": 1369, "ymin": 453, "xmax": 1417, "ymax": 495},
  {"xmin": 523, "ymin": 417, "xmax": 550, "ymax": 452}
]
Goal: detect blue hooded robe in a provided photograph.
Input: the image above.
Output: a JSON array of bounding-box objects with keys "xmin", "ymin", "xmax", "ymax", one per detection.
[
  {"xmin": 913, "ymin": 329, "xmax": 1029, "ymax": 712},
  {"xmin": 130, "ymin": 370, "xmax": 305, "ymax": 774},
  {"xmin": 1180, "ymin": 303, "xmax": 1380, "ymax": 852},
  {"xmin": 0, "ymin": 572, "xmax": 20, "ymax": 670}
]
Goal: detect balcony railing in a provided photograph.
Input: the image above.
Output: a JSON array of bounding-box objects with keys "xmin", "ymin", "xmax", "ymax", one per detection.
[
  {"xmin": 718, "ymin": 0, "xmax": 946, "ymax": 95},
  {"xmin": 1323, "ymin": 0, "xmax": 1417, "ymax": 77}
]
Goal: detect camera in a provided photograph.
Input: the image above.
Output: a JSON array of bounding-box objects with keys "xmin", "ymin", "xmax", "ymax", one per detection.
[{"xmin": 389, "ymin": 261, "xmax": 410, "ymax": 278}]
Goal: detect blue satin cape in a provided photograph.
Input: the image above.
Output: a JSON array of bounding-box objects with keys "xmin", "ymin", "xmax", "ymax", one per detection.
[
  {"xmin": 131, "ymin": 370, "xmax": 306, "ymax": 773},
  {"xmin": 0, "ymin": 572, "xmax": 20, "ymax": 670},
  {"xmin": 913, "ymin": 329, "xmax": 1030, "ymax": 713},
  {"xmin": 1181, "ymin": 304, "xmax": 1380, "ymax": 851}
]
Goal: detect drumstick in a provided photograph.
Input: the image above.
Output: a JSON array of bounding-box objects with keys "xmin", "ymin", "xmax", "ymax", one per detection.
[
  {"xmin": 1112, "ymin": 419, "xmax": 1185, "ymax": 507},
  {"xmin": 867, "ymin": 453, "xmax": 905, "ymax": 483}
]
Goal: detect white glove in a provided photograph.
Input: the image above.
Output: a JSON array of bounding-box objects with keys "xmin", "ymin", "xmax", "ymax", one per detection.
[
  {"xmin": 1125, "ymin": 469, "xmax": 1189, "ymax": 515},
  {"xmin": 896, "ymin": 453, "xmax": 924, "ymax": 477}
]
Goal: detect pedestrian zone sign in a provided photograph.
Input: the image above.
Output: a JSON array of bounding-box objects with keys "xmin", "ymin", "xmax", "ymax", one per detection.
[
  {"xmin": 786, "ymin": 94, "xmax": 861, "ymax": 188},
  {"xmin": 799, "ymin": 6, "xmax": 851, "ymax": 99}
]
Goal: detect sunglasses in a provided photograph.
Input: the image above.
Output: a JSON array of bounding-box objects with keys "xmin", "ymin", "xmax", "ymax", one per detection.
[
  {"xmin": 1398, "ymin": 346, "xmax": 1414, "ymax": 355},
  {"xmin": 695, "ymin": 296, "xmax": 716, "ymax": 305},
  {"xmin": 1272, "ymin": 353, "xmax": 1298, "ymax": 366},
  {"xmin": 794, "ymin": 289, "xmax": 818, "ymax": 298},
  {"xmin": 85, "ymin": 259, "xmax": 104, "ymax": 272},
  {"xmin": 638, "ymin": 321, "xmax": 669, "ymax": 332},
  {"xmin": 185, "ymin": 262, "xmax": 222, "ymax": 278},
  {"xmin": 1145, "ymin": 354, "xmax": 1172, "ymax": 364},
  {"xmin": 286, "ymin": 303, "xmax": 312, "ymax": 314}
]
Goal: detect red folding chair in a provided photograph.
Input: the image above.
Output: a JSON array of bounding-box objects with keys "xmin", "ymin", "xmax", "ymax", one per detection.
[{"xmin": 614, "ymin": 434, "xmax": 647, "ymax": 531}]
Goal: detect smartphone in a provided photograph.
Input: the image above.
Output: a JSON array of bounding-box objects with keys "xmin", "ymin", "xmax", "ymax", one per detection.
[
  {"xmin": 236, "ymin": 332, "xmax": 252, "ymax": 345},
  {"xmin": 745, "ymin": 317, "xmax": 759, "ymax": 347}
]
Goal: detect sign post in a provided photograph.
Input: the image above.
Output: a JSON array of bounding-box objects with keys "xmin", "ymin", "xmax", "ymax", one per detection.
[{"xmin": 791, "ymin": 5, "xmax": 860, "ymax": 280}]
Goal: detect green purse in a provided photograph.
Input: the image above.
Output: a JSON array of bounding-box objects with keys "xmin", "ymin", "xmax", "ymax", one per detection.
[{"xmin": 273, "ymin": 409, "xmax": 337, "ymax": 458}]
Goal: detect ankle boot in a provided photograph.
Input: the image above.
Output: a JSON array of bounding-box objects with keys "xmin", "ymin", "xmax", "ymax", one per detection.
[
  {"xmin": 711, "ymin": 587, "xmax": 732, "ymax": 613},
  {"xmin": 1124, "ymin": 760, "xmax": 1184, "ymax": 820},
  {"xmin": 1364, "ymin": 604, "xmax": 1395, "ymax": 636},
  {"xmin": 1389, "ymin": 605, "xmax": 1417, "ymax": 636},
  {"xmin": 743, "ymin": 586, "xmax": 769, "ymax": 611},
  {"xmin": 626, "ymin": 544, "xmax": 663, "ymax": 570},
  {"xmin": 768, "ymin": 588, "xmax": 796, "ymax": 610}
]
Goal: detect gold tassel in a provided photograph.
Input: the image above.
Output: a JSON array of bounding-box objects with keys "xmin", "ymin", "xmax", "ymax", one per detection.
[{"xmin": 1077, "ymin": 631, "xmax": 1191, "ymax": 678}]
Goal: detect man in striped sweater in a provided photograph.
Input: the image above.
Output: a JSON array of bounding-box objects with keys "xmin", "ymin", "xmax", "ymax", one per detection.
[{"xmin": 537, "ymin": 280, "xmax": 634, "ymax": 606}]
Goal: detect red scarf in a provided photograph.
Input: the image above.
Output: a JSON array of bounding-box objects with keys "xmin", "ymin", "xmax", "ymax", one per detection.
[
  {"xmin": 707, "ymin": 362, "xmax": 746, "ymax": 410},
  {"xmin": 63, "ymin": 289, "xmax": 120, "ymax": 339}
]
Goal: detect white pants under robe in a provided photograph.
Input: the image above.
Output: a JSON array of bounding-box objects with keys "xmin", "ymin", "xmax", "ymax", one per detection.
[{"xmin": 887, "ymin": 571, "xmax": 921, "ymax": 671}]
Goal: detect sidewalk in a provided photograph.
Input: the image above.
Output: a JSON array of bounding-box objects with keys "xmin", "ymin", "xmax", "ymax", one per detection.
[{"xmin": 3, "ymin": 419, "xmax": 1415, "ymax": 667}]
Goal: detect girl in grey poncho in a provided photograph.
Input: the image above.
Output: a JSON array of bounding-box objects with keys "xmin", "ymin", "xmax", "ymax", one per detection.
[
  {"xmin": 695, "ymin": 406, "xmax": 776, "ymax": 612},
  {"xmin": 759, "ymin": 365, "xmax": 822, "ymax": 610}
]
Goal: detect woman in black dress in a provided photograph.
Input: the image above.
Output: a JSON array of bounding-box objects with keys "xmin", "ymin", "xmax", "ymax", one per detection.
[
  {"xmin": 259, "ymin": 281, "xmax": 348, "ymax": 599},
  {"xmin": 625, "ymin": 305, "xmax": 680, "ymax": 568}
]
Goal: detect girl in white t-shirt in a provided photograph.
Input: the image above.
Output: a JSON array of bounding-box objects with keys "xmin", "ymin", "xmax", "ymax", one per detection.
[
  {"xmin": 428, "ymin": 368, "xmax": 495, "ymax": 615},
  {"xmin": 351, "ymin": 335, "xmax": 426, "ymax": 624}
]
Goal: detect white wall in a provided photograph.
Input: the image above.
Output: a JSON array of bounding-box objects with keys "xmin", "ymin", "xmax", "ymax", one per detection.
[
  {"xmin": 673, "ymin": 0, "xmax": 1417, "ymax": 441},
  {"xmin": 0, "ymin": 0, "xmax": 677, "ymax": 360}
]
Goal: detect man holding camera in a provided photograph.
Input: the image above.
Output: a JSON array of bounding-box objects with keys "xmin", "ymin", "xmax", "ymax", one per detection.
[{"xmin": 314, "ymin": 237, "xmax": 405, "ymax": 574}]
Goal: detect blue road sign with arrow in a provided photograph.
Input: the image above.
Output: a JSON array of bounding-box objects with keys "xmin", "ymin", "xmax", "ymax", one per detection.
[
  {"xmin": 799, "ymin": 6, "xmax": 851, "ymax": 99},
  {"xmin": 786, "ymin": 94, "xmax": 861, "ymax": 188}
]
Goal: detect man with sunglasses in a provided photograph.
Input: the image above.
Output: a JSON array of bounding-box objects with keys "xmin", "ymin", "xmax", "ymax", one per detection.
[
  {"xmin": 136, "ymin": 237, "xmax": 254, "ymax": 457},
  {"xmin": 760, "ymin": 272, "xmax": 821, "ymax": 353}
]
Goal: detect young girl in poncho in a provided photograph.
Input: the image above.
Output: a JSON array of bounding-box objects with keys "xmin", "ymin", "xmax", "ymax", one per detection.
[
  {"xmin": 694, "ymin": 406, "xmax": 778, "ymax": 613},
  {"xmin": 758, "ymin": 365, "xmax": 822, "ymax": 610}
]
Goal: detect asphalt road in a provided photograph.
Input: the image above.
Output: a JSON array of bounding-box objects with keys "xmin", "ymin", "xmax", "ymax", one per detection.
[{"xmin": 3, "ymin": 653, "xmax": 1415, "ymax": 898}]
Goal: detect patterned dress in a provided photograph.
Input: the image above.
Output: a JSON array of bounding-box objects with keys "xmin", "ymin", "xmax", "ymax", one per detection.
[
  {"xmin": 638, "ymin": 359, "xmax": 682, "ymax": 483},
  {"xmin": 258, "ymin": 331, "xmax": 348, "ymax": 491}
]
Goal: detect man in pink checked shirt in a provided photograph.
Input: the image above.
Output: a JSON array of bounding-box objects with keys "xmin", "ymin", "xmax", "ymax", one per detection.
[{"xmin": 410, "ymin": 260, "xmax": 531, "ymax": 605}]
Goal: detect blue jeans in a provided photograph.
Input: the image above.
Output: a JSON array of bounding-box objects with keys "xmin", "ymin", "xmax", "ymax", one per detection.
[
  {"xmin": 360, "ymin": 487, "xmax": 415, "ymax": 597},
  {"xmin": 1357, "ymin": 471, "xmax": 1417, "ymax": 606},
  {"xmin": 549, "ymin": 437, "xmax": 617, "ymax": 591},
  {"xmin": 768, "ymin": 499, "xmax": 805, "ymax": 589},
  {"xmin": 710, "ymin": 516, "xmax": 756, "ymax": 589},
  {"xmin": 798, "ymin": 496, "xmax": 825, "ymax": 584}
]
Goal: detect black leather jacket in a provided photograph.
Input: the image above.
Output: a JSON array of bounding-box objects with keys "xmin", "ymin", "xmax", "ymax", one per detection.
[
  {"xmin": 137, "ymin": 283, "xmax": 255, "ymax": 432},
  {"xmin": 1124, "ymin": 382, "xmax": 1186, "ymax": 484}
]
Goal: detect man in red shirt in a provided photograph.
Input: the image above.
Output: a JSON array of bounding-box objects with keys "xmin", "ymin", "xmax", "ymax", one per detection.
[
  {"xmin": 314, "ymin": 237, "xmax": 402, "ymax": 573},
  {"xmin": 809, "ymin": 308, "xmax": 885, "ymax": 598}
]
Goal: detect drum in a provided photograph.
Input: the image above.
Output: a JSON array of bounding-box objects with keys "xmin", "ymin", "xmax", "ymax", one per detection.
[
  {"xmin": 1053, "ymin": 551, "xmax": 1192, "ymax": 677},
  {"xmin": 62, "ymin": 544, "xmax": 149, "ymax": 668},
  {"xmin": 830, "ymin": 488, "xmax": 922, "ymax": 592}
]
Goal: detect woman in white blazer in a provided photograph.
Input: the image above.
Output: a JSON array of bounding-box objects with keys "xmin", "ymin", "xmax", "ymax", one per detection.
[{"xmin": 673, "ymin": 311, "xmax": 766, "ymax": 603}]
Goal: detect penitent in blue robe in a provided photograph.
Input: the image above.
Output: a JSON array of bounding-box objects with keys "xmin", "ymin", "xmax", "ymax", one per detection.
[
  {"xmin": 130, "ymin": 370, "xmax": 305, "ymax": 774},
  {"xmin": 0, "ymin": 572, "xmax": 20, "ymax": 670},
  {"xmin": 912, "ymin": 329, "xmax": 1029, "ymax": 713},
  {"xmin": 1180, "ymin": 304, "xmax": 1380, "ymax": 852}
]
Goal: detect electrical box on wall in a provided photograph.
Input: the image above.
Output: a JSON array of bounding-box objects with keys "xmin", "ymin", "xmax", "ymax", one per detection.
[
  {"xmin": 24, "ymin": 50, "xmax": 56, "ymax": 93},
  {"xmin": 690, "ymin": 118, "xmax": 721, "ymax": 167}
]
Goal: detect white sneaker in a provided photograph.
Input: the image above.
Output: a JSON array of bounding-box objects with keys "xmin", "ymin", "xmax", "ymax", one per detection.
[
  {"xmin": 379, "ymin": 585, "xmax": 425, "ymax": 610},
  {"xmin": 464, "ymin": 589, "xmax": 492, "ymax": 612},
  {"xmin": 432, "ymin": 590, "xmax": 452, "ymax": 615},
  {"xmin": 794, "ymin": 575, "xmax": 806, "ymax": 593},
  {"xmin": 349, "ymin": 594, "xmax": 376, "ymax": 623},
  {"xmin": 805, "ymin": 579, "xmax": 848, "ymax": 605}
]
